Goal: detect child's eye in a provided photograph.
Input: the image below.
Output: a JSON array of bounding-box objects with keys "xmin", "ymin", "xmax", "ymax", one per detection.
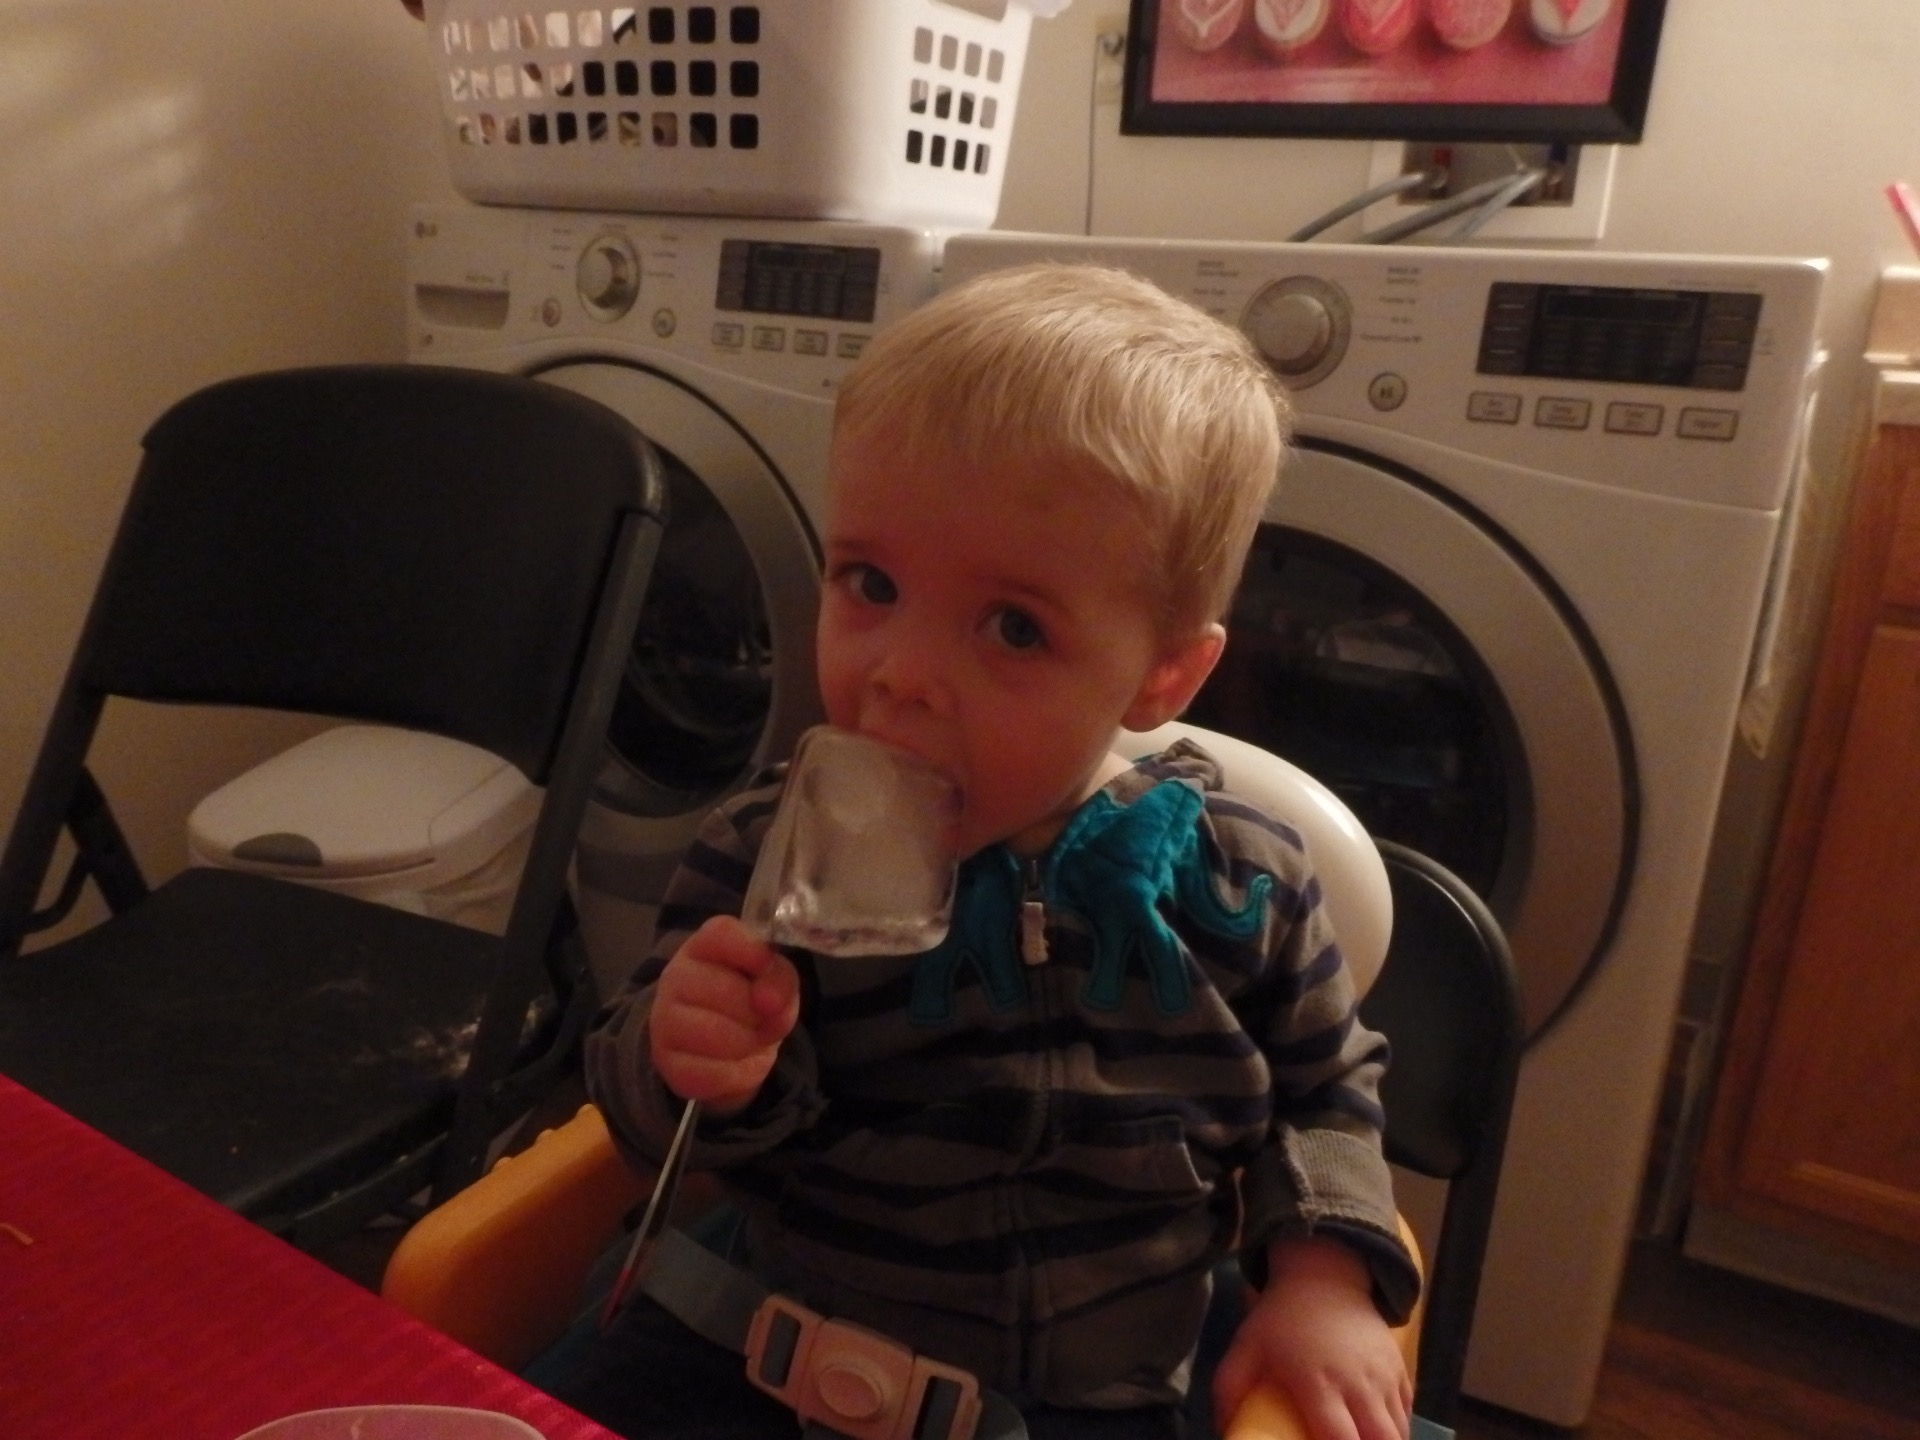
[
  {"xmin": 990, "ymin": 606, "xmax": 1046, "ymax": 651},
  {"xmin": 839, "ymin": 563, "xmax": 897, "ymax": 606}
]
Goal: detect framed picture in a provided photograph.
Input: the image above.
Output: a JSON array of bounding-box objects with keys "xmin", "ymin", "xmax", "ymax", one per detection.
[{"xmin": 1121, "ymin": 0, "xmax": 1669, "ymax": 145}]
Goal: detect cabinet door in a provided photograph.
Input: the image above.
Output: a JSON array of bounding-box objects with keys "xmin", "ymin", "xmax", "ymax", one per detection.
[{"xmin": 1733, "ymin": 623, "xmax": 1920, "ymax": 1247}]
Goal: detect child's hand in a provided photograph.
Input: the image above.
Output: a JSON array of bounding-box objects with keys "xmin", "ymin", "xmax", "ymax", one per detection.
[
  {"xmin": 1213, "ymin": 1236, "xmax": 1412, "ymax": 1440},
  {"xmin": 648, "ymin": 915, "xmax": 800, "ymax": 1116}
]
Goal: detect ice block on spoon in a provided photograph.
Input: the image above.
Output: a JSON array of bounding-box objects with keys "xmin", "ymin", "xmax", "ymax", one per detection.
[
  {"xmin": 603, "ymin": 727, "xmax": 960, "ymax": 1326},
  {"xmin": 741, "ymin": 725, "xmax": 961, "ymax": 956}
]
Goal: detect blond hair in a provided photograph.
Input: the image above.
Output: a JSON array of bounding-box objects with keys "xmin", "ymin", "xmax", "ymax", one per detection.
[{"xmin": 833, "ymin": 262, "xmax": 1291, "ymax": 637}]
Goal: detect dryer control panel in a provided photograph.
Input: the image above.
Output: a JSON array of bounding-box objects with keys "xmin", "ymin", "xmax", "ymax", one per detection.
[
  {"xmin": 942, "ymin": 231, "xmax": 1827, "ymax": 513},
  {"xmin": 1477, "ymin": 282, "xmax": 1762, "ymax": 393}
]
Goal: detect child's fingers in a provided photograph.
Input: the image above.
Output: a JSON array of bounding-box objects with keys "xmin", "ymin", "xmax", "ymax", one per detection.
[
  {"xmin": 1289, "ymin": 1385, "xmax": 1363, "ymax": 1440},
  {"xmin": 650, "ymin": 917, "xmax": 800, "ymax": 1106},
  {"xmin": 682, "ymin": 915, "xmax": 799, "ymax": 1039},
  {"xmin": 682, "ymin": 914, "xmax": 781, "ymax": 979},
  {"xmin": 1334, "ymin": 1381, "xmax": 1407, "ymax": 1440},
  {"xmin": 749, "ymin": 953, "xmax": 801, "ymax": 1030}
]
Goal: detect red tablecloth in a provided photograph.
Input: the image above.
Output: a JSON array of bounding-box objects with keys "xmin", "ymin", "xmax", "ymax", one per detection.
[{"xmin": 0, "ymin": 1073, "xmax": 620, "ymax": 1440}]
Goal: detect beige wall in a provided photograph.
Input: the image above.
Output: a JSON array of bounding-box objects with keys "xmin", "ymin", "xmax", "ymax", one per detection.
[{"xmin": 0, "ymin": 1, "xmax": 460, "ymax": 925}]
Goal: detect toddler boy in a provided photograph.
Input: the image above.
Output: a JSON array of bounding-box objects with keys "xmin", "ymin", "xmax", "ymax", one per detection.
[{"xmin": 575, "ymin": 264, "xmax": 1417, "ymax": 1440}]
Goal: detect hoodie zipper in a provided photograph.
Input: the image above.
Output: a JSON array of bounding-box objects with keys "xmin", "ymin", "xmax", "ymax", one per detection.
[{"xmin": 1019, "ymin": 855, "xmax": 1049, "ymax": 966}]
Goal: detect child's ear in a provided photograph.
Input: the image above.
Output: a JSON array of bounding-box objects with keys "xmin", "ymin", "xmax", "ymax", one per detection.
[{"xmin": 1122, "ymin": 623, "xmax": 1226, "ymax": 733}]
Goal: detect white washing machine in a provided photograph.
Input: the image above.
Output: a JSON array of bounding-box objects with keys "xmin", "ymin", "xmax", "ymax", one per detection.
[
  {"xmin": 945, "ymin": 233, "xmax": 1825, "ymax": 1426},
  {"xmin": 407, "ymin": 203, "xmax": 943, "ymax": 996}
]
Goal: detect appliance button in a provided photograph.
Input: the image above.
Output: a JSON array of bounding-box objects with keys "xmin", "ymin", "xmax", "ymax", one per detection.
[
  {"xmin": 1467, "ymin": 391, "xmax": 1523, "ymax": 424},
  {"xmin": 712, "ymin": 321, "xmax": 746, "ymax": 349},
  {"xmin": 1367, "ymin": 372, "xmax": 1409, "ymax": 411},
  {"xmin": 1604, "ymin": 402, "xmax": 1664, "ymax": 436},
  {"xmin": 1534, "ymin": 397, "xmax": 1592, "ymax": 430},
  {"xmin": 1677, "ymin": 407, "xmax": 1740, "ymax": 441},
  {"xmin": 794, "ymin": 329, "xmax": 830, "ymax": 357},
  {"xmin": 837, "ymin": 333, "xmax": 870, "ymax": 360},
  {"xmin": 1690, "ymin": 362, "xmax": 1748, "ymax": 390},
  {"xmin": 652, "ymin": 308, "xmax": 677, "ymax": 339},
  {"xmin": 752, "ymin": 325, "xmax": 787, "ymax": 352}
]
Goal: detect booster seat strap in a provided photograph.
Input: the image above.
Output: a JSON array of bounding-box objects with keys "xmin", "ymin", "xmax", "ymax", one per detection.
[
  {"xmin": 641, "ymin": 1225, "xmax": 766, "ymax": 1352},
  {"xmin": 640, "ymin": 1228, "xmax": 1026, "ymax": 1440}
]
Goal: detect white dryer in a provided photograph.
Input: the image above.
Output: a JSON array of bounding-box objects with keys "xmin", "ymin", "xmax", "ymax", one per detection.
[
  {"xmin": 944, "ymin": 233, "xmax": 1825, "ymax": 1427},
  {"xmin": 407, "ymin": 203, "xmax": 943, "ymax": 995}
]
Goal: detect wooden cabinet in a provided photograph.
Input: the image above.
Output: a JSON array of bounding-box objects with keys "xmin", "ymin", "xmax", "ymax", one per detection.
[{"xmin": 1697, "ymin": 407, "xmax": 1920, "ymax": 1267}]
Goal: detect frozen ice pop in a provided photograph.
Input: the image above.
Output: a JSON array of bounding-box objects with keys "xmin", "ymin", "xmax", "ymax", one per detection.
[
  {"xmin": 741, "ymin": 725, "xmax": 961, "ymax": 956},
  {"xmin": 603, "ymin": 727, "xmax": 961, "ymax": 1325}
]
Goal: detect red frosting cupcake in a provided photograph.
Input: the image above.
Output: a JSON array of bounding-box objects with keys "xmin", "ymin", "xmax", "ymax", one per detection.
[
  {"xmin": 1529, "ymin": 0, "xmax": 1610, "ymax": 43},
  {"xmin": 1429, "ymin": 0, "xmax": 1512, "ymax": 49},
  {"xmin": 1339, "ymin": 0, "xmax": 1417, "ymax": 55},
  {"xmin": 1252, "ymin": 0, "xmax": 1330, "ymax": 56},
  {"xmin": 1168, "ymin": 0, "xmax": 1249, "ymax": 52}
]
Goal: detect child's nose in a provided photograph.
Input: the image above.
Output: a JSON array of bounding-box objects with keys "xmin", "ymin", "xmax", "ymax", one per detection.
[{"xmin": 868, "ymin": 632, "xmax": 951, "ymax": 712}]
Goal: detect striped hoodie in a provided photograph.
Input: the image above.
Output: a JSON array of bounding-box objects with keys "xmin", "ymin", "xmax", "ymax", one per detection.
[{"xmin": 585, "ymin": 740, "xmax": 1417, "ymax": 1410}]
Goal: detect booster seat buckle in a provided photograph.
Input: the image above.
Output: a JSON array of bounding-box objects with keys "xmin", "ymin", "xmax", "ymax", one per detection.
[{"xmin": 745, "ymin": 1292, "xmax": 985, "ymax": 1440}]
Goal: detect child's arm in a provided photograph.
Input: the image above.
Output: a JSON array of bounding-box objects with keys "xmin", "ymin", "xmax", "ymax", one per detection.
[
  {"xmin": 648, "ymin": 914, "xmax": 800, "ymax": 1116},
  {"xmin": 1213, "ymin": 1235, "xmax": 1412, "ymax": 1440}
]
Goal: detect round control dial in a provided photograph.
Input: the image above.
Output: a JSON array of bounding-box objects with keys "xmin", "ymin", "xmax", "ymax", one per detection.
[
  {"xmin": 576, "ymin": 234, "xmax": 640, "ymax": 321},
  {"xmin": 1242, "ymin": 276, "xmax": 1351, "ymax": 390}
]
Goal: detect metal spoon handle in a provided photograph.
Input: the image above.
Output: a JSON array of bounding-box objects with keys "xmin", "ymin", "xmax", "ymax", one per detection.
[{"xmin": 599, "ymin": 1093, "xmax": 701, "ymax": 1330}]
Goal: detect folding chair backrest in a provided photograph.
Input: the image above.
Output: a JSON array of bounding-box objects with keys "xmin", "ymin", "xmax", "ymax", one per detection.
[
  {"xmin": 1365, "ymin": 839, "xmax": 1523, "ymax": 1426},
  {"xmin": 78, "ymin": 364, "xmax": 660, "ymax": 782}
]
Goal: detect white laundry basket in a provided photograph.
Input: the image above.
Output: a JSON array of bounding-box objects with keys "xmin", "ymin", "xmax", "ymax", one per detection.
[
  {"xmin": 188, "ymin": 726, "xmax": 541, "ymax": 936},
  {"xmin": 421, "ymin": 0, "xmax": 1070, "ymax": 226}
]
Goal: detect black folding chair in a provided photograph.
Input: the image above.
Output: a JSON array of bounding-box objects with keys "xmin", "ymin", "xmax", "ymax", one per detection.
[
  {"xmin": 0, "ymin": 364, "xmax": 667, "ymax": 1250},
  {"xmin": 1364, "ymin": 840, "xmax": 1524, "ymax": 1429}
]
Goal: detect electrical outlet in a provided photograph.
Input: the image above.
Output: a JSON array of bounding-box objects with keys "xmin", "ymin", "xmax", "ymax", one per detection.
[{"xmin": 1361, "ymin": 140, "xmax": 1616, "ymax": 241}]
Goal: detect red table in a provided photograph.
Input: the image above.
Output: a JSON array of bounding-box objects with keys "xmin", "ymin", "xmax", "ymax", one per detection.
[{"xmin": 0, "ymin": 1073, "xmax": 620, "ymax": 1440}]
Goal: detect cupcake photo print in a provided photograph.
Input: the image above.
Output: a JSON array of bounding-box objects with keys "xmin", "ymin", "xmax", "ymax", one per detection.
[{"xmin": 1122, "ymin": 0, "xmax": 1661, "ymax": 143}]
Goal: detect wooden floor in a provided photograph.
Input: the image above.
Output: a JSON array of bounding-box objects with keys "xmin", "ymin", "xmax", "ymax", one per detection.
[
  {"xmin": 321, "ymin": 1227, "xmax": 1920, "ymax": 1438},
  {"xmin": 1447, "ymin": 1238, "xmax": 1920, "ymax": 1439}
]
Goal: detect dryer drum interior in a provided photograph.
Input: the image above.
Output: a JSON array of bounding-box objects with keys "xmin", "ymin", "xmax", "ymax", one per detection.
[
  {"xmin": 1192, "ymin": 527, "xmax": 1514, "ymax": 910},
  {"xmin": 535, "ymin": 357, "xmax": 825, "ymax": 842},
  {"xmin": 605, "ymin": 446, "xmax": 775, "ymax": 814},
  {"xmin": 1198, "ymin": 441, "xmax": 1639, "ymax": 1041}
]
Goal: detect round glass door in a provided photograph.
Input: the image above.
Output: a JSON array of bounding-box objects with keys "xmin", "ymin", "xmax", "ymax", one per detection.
[
  {"xmin": 1199, "ymin": 442, "xmax": 1636, "ymax": 1040},
  {"xmin": 603, "ymin": 449, "xmax": 774, "ymax": 813},
  {"xmin": 538, "ymin": 361, "xmax": 822, "ymax": 821},
  {"xmin": 1191, "ymin": 529, "xmax": 1513, "ymax": 909}
]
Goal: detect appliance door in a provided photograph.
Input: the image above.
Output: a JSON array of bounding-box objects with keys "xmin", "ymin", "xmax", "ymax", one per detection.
[
  {"xmin": 1189, "ymin": 440, "xmax": 1636, "ymax": 1039},
  {"xmin": 536, "ymin": 360, "xmax": 823, "ymax": 916}
]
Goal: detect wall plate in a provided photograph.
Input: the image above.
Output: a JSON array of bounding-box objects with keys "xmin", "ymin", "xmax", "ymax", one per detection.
[{"xmin": 1361, "ymin": 141, "xmax": 1616, "ymax": 242}]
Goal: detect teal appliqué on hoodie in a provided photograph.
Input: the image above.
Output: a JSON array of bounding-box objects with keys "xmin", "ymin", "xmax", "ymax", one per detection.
[{"xmin": 907, "ymin": 776, "xmax": 1272, "ymax": 1024}]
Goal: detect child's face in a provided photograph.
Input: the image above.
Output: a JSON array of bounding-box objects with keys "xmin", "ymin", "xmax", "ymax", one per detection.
[{"xmin": 817, "ymin": 428, "xmax": 1209, "ymax": 858}]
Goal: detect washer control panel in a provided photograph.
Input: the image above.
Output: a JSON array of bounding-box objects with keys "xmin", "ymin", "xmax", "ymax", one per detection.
[{"xmin": 407, "ymin": 204, "xmax": 944, "ymax": 397}]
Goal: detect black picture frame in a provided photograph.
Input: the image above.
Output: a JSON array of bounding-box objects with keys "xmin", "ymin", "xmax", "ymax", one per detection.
[{"xmin": 1121, "ymin": 0, "xmax": 1668, "ymax": 145}]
